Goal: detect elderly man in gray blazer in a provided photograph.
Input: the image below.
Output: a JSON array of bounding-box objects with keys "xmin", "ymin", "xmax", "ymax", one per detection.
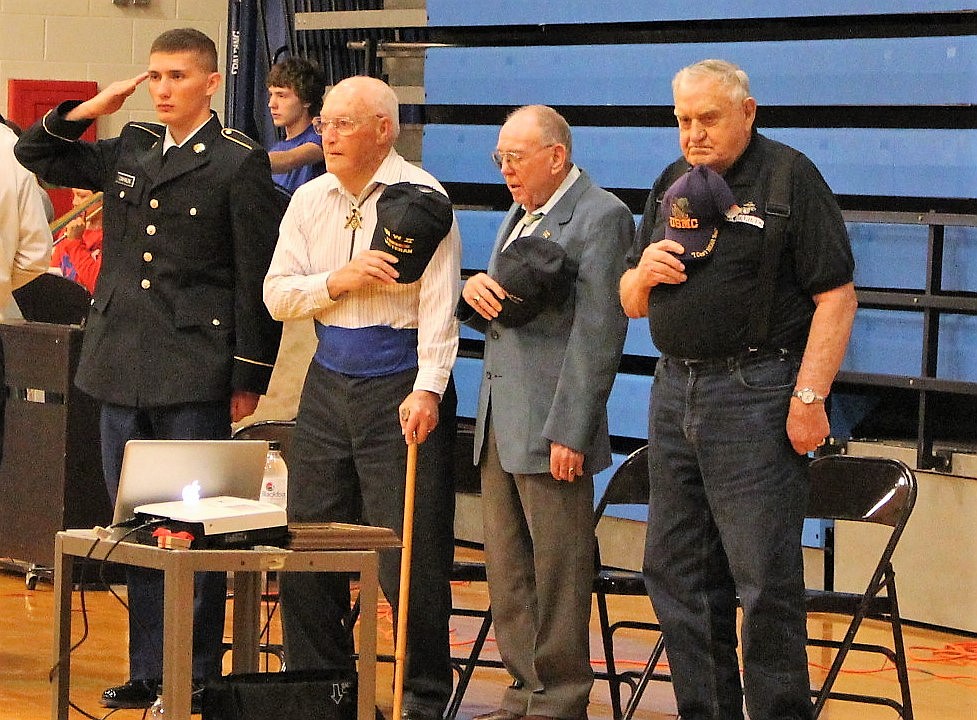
[{"xmin": 460, "ymin": 105, "xmax": 634, "ymax": 720}]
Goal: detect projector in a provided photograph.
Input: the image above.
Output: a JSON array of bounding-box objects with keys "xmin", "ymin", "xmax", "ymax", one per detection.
[{"xmin": 134, "ymin": 496, "xmax": 288, "ymax": 548}]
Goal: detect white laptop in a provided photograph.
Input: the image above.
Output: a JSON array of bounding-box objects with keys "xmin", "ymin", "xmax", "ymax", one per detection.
[{"xmin": 112, "ymin": 439, "xmax": 268, "ymax": 526}]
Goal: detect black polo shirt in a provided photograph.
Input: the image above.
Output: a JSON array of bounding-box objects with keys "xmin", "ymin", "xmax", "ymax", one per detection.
[{"xmin": 628, "ymin": 133, "xmax": 854, "ymax": 360}]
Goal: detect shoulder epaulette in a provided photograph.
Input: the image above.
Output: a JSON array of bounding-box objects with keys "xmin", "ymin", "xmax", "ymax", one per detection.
[
  {"xmin": 220, "ymin": 127, "xmax": 256, "ymax": 150},
  {"xmin": 128, "ymin": 121, "xmax": 164, "ymax": 139}
]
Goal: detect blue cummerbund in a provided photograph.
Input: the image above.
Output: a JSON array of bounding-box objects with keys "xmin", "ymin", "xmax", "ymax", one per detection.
[{"xmin": 313, "ymin": 323, "xmax": 419, "ymax": 378}]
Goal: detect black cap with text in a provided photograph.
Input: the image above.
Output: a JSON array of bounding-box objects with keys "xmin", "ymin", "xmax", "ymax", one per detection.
[
  {"xmin": 371, "ymin": 182, "xmax": 453, "ymax": 283},
  {"xmin": 661, "ymin": 164, "xmax": 738, "ymax": 261}
]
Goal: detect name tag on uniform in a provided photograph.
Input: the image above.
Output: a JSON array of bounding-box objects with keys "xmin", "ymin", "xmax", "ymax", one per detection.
[{"xmin": 116, "ymin": 171, "xmax": 136, "ymax": 188}]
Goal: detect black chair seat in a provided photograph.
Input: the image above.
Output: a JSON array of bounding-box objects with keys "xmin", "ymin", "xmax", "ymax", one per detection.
[
  {"xmin": 13, "ymin": 272, "xmax": 91, "ymax": 326},
  {"xmin": 595, "ymin": 568, "xmax": 648, "ymax": 596},
  {"xmin": 451, "ymin": 560, "xmax": 488, "ymax": 583},
  {"xmin": 806, "ymin": 588, "xmax": 893, "ymax": 616}
]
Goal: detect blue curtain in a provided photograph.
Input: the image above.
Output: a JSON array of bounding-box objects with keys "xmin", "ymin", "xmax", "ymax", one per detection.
[
  {"xmin": 226, "ymin": 0, "xmax": 392, "ymax": 147},
  {"xmin": 226, "ymin": 0, "xmax": 292, "ymax": 146}
]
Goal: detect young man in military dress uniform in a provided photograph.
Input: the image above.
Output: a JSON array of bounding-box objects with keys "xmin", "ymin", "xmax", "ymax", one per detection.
[{"xmin": 15, "ymin": 28, "xmax": 283, "ymax": 710}]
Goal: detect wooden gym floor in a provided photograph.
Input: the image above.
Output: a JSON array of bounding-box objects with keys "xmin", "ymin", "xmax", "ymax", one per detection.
[{"xmin": 2, "ymin": 553, "xmax": 976, "ymax": 720}]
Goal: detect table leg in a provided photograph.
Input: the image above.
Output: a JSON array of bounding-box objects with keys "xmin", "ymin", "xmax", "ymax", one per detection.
[
  {"xmin": 51, "ymin": 535, "xmax": 73, "ymax": 720},
  {"xmin": 161, "ymin": 556, "xmax": 195, "ymax": 720},
  {"xmin": 231, "ymin": 571, "xmax": 261, "ymax": 673},
  {"xmin": 357, "ymin": 552, "xmax": 380, "ymax": 720}
]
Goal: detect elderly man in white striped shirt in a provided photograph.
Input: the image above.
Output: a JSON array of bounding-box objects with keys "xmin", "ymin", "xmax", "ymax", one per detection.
[{"xmin": 264, "ymin": 75, "xmax": 461, "ymax": 720}]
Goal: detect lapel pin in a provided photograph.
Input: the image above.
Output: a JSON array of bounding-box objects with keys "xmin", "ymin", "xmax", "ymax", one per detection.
[{"xmin": 193, "ymin": 143, "xmax": 206, "ymax": 154}]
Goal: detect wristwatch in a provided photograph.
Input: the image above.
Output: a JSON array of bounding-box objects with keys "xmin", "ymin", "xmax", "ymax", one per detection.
[{"xmin": 792, "ymin": 387, "xmax": 826, "ymax": 404}]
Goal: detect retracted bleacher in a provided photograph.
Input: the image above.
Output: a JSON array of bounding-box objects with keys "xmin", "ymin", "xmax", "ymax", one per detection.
[{"xmin": 416, "ymin": 0, "xmax": 977, "ymax": 484}]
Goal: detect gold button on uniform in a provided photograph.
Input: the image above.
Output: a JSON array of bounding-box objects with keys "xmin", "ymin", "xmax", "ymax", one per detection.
[
  {"xmin": 211, "ymin": 318, "xmax": 221, "ymax": 326},
  {"xmin": 141, "ymin": 279, "xmax": 151, "ymax": 289},
  {"xmin": 143, "ymin": 252, "xmax": 153, "ymax": 262},
  {"xmin": 147, "ymin": 225, "xmax": 157, "ymax": 236},
  {"xmin": 119, "ymin": 190, "xmax": 126, "ymax": 199},
  {"xmin": 189, "ymin": 208, "xmax": 197, "ymax": 216},
  {"xmin": 150, "ymin": 199, "xmax": 159, "ymax": 209}
]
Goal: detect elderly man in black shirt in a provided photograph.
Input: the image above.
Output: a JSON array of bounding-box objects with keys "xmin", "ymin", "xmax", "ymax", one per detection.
[{"xmin": 620, "ymin": 59, "xmax": 857, "ymax": 720}]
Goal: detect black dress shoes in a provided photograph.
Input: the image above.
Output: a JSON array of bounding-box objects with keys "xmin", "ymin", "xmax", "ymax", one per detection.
[
  {"xmin": 473, "ymin": 710, "xmax": 523, "ymax": 720},
  {"xmin": 100, "ymin": 679, "xmax": 159, "ymax": 709},
  {"xmin": 101, "ymin": 679, "xmax": 203, "ymax": 714},
  {"xmin": 401, "ymin": 709, "xmax": 445, "ymax": 720}
]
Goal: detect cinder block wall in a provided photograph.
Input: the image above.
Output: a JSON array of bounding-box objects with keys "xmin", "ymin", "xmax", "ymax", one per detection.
[{"xmin": 0, "ymin": 0, "xmax": 229, "ymax": 138}]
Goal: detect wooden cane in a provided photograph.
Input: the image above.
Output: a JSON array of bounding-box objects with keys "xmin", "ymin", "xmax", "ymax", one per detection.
[{"xmin": 392, "ymin": 440, "xmax": 418, "ymax": 720}]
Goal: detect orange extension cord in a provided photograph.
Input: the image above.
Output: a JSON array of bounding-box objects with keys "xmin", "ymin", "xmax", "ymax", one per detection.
[{"xmin": 367, "ymin": 581, "xmax": 977, "ymax": 691}]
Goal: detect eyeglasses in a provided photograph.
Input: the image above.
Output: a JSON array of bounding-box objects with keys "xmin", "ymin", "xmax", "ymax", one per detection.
[
  {"xmin": 491, "ymin": 144, "xmax": 555, "ymax": 169},
  {"xmin": 311, "ymin": 115, "xmax": 380, "ymax": 136}
]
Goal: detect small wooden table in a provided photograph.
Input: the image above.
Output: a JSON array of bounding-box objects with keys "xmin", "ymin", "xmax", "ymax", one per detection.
[{"xmin": 52, "ymin": 528, "xmax": 398, "ymax": 720}]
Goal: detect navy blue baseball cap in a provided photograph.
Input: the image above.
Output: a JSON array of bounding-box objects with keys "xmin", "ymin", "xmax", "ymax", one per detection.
[
  {"xmin": 371, "ymin": 182, "xmax": 453, "ymax": 283},
  {"xmin": 661, "ymin": 164, "xmax": 738, "ymax": 261},
  {"xmin": 493, "ymin": 234, "xmax": 577, "ymax": 328}
]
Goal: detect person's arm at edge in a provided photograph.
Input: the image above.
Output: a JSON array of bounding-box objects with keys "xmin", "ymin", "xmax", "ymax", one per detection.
[
  {"xmin": 54, "ymin": 230, "xmax": 102, "ymax": 294},
  {"xmin": 230, "ymin": 148, "xmax": 284, "ymax": 421},
  {"xmin": 546, "ymin": 200, "xmax": 634, "ymax": 480},
  {"xmin": 268, "ymin": 141, "xmax": 323, "ymax": 174},
  {"xmin": 786, "ymin": 281, "xmax": 858, "ymax": 455},
  {"xmin": 399, "ymin": 216, "xmax": 462, "ymax": 445},
  {"xmin": 11, "ymin": 163, "xmax": 53, "ymax": 290}
]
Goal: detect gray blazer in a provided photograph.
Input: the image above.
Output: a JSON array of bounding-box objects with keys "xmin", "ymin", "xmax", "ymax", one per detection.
[{"xmin": 473, "ymin": 170, "xmax": 634, "ymax": 475}]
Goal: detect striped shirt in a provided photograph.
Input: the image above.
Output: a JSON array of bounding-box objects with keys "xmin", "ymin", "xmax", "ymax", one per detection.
[{"xmin": 263, "ymin": 148, "xmax": 461, "ymax": 396}]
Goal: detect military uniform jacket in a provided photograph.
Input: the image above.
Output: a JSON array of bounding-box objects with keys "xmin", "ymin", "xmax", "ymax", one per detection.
[{"xmin": 15, "ymin": 103, "xmax": 283, "ymax": 407}]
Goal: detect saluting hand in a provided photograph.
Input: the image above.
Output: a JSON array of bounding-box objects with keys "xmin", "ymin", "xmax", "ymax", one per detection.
[{"xmin": 66, "ymin": 72, "xmax": 150, "ymax": 121}]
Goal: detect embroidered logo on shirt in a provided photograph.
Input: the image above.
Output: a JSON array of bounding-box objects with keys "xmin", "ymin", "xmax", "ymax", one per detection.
[{"xmin": 727, "ymin": 200, "xmax": 765, "ymax": 229}]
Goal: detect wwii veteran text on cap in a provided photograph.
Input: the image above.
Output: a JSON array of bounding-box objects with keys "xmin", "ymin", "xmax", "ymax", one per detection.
[{"xmin": 371, "ymin": 182, "xmax": 453, "ymax": 283}]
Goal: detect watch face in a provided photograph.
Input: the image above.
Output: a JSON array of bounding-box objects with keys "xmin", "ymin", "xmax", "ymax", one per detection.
[{"xmin": 795, "ymin": 388, "xmax": 821, "ymax": 403}]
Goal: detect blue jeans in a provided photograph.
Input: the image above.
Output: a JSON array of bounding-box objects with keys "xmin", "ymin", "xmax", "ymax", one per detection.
[{"xmin": 642, "ymin": 351, "xmax": 813, "ymax": 720}]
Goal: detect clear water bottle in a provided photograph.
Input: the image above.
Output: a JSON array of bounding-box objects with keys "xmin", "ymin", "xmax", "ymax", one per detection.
[{"xmin": 260, "ymin": 441, "xmax": 288, "ymax": 511}]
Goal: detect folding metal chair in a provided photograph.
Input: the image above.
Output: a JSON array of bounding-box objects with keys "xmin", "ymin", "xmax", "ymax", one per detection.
[
  {"xmin": 805, "ymin": 453, "xmax": 917, "ymax": 719},
  {"xmin": 593, "ymin": 445, "xmax": 668, "ymax": 720},
  {"xmin": 232, "ymin": 418, "xmax": 296, "ymax": 464}
]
